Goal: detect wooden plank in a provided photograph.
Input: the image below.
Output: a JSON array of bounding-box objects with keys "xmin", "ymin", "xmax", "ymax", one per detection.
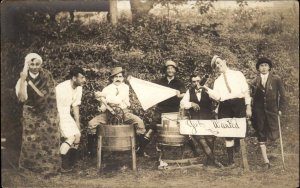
[
  {"xmin": 97, "ymin": 136, "xmax": 102, "ymax": 170},
  {"xmin": 109, "ymin": 0, "xmax": 118, "ymax": 25},
  {"xmin": 131, "ymin": 136, "xmax": 137, "ymax": 171},
  {"xmin": 240, "ymin": 138, "xmax": 249, "ymax": 172},
  {"xmin": 159, "ymin": 164, "xmax": 204, "ymax": 170},
  {"xmin": 163, "ymin": 157, "xmax": 201, "ymax": 164}
]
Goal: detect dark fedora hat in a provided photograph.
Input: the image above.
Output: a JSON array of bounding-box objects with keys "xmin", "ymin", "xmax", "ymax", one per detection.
[
  {"xmin": 256, "ymin": 57, "xmax": 273, "ymax": 70},
  {"xmin": 109, "ymin": 67, "xmax": 124, "ymax": 77}
]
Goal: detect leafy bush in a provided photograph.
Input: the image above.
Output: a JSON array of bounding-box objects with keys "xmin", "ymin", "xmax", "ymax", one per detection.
[{"xmin": 1, "ymin": 7, "xmax": 298, "ymax": 153}]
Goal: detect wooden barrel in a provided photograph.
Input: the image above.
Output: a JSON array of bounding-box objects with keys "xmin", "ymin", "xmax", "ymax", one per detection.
[
  {"xmin": 99, "ymin": 124, "xmax": 135, "ymax": 151},
  {"xmin": 157, "ymin": 112, "xmax": 187, "ymax": 146}
]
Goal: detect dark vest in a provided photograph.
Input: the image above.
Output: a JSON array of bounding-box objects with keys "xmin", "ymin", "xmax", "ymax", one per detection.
[{"xmin": 189, "ymin": 89, "xmax": 213, "ymax": 120}]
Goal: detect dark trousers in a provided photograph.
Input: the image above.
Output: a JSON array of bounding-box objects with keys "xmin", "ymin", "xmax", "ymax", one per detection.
[{"xmin": 219, "ymin": 98, "xmax": 246, "ymax": 148}]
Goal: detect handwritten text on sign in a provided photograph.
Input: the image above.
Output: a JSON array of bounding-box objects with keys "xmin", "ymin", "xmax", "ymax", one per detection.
[{"xmin": 179, "ymin": 118, "xmax": 246, "ymax": 138}]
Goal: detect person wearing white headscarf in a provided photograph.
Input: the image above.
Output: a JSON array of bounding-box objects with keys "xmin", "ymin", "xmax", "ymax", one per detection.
[{"xmin": 16, "ymin": 53, "xmax": 61, "ymax": 177}]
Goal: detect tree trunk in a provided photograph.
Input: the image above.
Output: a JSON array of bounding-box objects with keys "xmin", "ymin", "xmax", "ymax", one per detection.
[{"xmin": 129, "ymin": 0, "xmax": 155, "ymax": 23}]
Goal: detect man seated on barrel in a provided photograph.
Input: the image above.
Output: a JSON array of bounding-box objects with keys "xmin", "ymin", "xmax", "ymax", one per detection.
[
  {"xmin": 180, "ymin": 74, "xmax": 224, "ymax": 168},
  {"xmin": 200, "ymin": 55, "xmax": 252, "ymax": 167},
  {"xmin": 149, "ymin": 60, "xmax": 186, "ymax": 141},
  {"xmin": 88, "ymin": 67, "xmax": 150, "ymax": 157}
]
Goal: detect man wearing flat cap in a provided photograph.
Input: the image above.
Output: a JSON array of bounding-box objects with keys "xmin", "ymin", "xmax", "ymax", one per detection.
[
  {"xmin": 148, "ymin": 60, "xmax": 186, "ymax": 132},
  {"xmin": 201, "ymin": 55, "xmax": 252, "ymax": 167},
  {"xmin": 88, "ymin": 67, "xmax": 150, "ymax": 157},
  {"xmin": 250, "ymin": 57, "xmax": 287, "ymax": 169}
]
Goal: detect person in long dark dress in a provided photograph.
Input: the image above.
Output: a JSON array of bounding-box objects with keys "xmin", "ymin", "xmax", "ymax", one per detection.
[{"xmin": 16, "ymin": 53, "xmax": 61, "ymax": 177}]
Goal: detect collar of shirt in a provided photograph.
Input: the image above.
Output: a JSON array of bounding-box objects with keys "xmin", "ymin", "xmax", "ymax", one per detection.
[
  {"xmin": 167, "ymin": 77, "xmax": 174, "ymax": 84},
  {"xmin": 29, "ymin": 71, "xmax": 39, "ymax": 79},
  {"xmin": 222, "ymin": 68, "xmax": 232, "ymax": 75},
  {"xmin": 111, "ymin": 82, "xmax": 125, "ymax": 89},
  {"xmin": 260, "ymin": 73, "xmax": 269, "ymax": 79},
  {"xmin": 195, "ymin": 88, "xmax": 202, "ymax": 93}
]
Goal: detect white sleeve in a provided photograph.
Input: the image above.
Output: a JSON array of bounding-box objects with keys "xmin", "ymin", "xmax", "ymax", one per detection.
[
  {"xmin": 239, "ymin": 72, "xmax": 251, "ymax": 105},
  {"xmin": 15, "ymin": 79, "xmax": 28, "ymax": 100},
  {"xmin": 123, "ymin": 85, "xmax": 130, "ymax": 107},
  {"xmin": 180, "ymin": 90, "xmax": 192, "ymax": 109},
  {"xmin": 206, "ymin": 80, "xmax": 221, "ymax": 101},
  {"xmin": 72, "ymin": 86, "xmax": 82, "ymax": 107}
]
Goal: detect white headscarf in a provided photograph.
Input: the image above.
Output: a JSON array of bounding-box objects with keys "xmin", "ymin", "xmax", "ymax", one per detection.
[{"xmin": 23, "ymin": 53, "xmax": 43, "ymax": 73}]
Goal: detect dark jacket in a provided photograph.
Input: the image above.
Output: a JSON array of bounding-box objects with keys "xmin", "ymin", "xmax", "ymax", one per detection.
[
  {"xmin": 155, "ymin": 77, "xmax": 185, "ymax": 113},
  {"xmin": 189, "ymin": 88, "xmax": 214, "ymax": 120},
  {"xmin": 250, "ymin": 72, "xmax": 287, "ymax": 140}
]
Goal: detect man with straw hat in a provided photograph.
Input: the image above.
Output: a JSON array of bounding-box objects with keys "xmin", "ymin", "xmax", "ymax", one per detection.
[{"xmin": 88, "ymin": 67, "xmax": 150, "ymax": 157}]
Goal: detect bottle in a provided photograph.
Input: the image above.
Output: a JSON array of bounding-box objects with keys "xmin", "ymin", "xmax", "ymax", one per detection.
[{"xmin": 199, "ymin": 75, "xmax": 209, "ymax": 86}]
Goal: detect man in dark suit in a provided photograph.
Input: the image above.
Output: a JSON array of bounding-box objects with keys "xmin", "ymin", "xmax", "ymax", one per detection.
[
  {"xmin": 250, "ymin": 57, "xmax": 287, "ymax": 169},
  {"xmin": 180, "ymin": 74, "xmax": 223, "ymax": 168}
]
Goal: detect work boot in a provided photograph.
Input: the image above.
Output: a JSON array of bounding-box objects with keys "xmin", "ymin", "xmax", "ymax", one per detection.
[
  {"xmin": 226, "ymin": 147, "xmax": 235, "ymax": 167},
  {"xmin": 188, "ymin": 136, "xmax": 201, "ymax": 157},
  {"xmin": 206, "ymin": 155, "xmax": 224, "ymax": 169},
  {"xmin": 69, "ymin": 148, "xmax": 79, "ymax": 167},
  {"xmin": 136, "ymin": 135, "xmax": 150, "ymax": 158},
  {"xmin": 262, "ymin": 162, "xmax": 271, "ymax": 170},
  {"xmin": 87, "ymin": 134, "xmax": 97, "ymax": 157},
  {"xmin": 61, "ymin": 153, "xmax": 72, "ymax": 173},
  {"xmin": 234, "ymin": 138, "xmax": 240, "ymax": 153}
]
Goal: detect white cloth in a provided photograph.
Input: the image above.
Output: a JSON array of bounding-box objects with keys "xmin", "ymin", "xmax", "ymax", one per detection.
[
  {"xmin": 15, "ymin": 73, "xmax": 39, "ymax": 100},
  {"xmin": 206, "ymin": 69, "xmax": 251, "ymax": 105},
  {"xmin": 128, "ymin": 76, "xmax": 177, "ymax": 110},
  {"xmin": 15, "ymin": 79, "xmax": 28, "ymax": 100},
  {"xmin": 56, "ymin": 80, "xmax": 82, "ymax": 138},
  {"xmin": 23, "ymin": 53, "xmax": 43, "ymax": 73},
  {"xmin": 180, "ymin": 89, "xmax": 202, "ymax": 109},
  {"xmin": 100, "ymin": 83, "xmax": 130, "ymax": 111},
  {"xmin": 260, "ymin": 73, "xmax": 269, "ymax": 88}
]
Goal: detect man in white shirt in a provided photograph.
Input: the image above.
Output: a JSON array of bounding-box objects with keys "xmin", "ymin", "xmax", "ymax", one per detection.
[
  {"xmin": 180, "ymin": 74, "xmax": 223, "ymax": 168},
  {"xmin": 88, "ymin": 67, "xmax": 149, "ymax": 157},
  {"xmin": 201, "ymin": 55, "xmax": 252, "ymax": 167},
  {"xmin": 56, "ymin": 66, "xmax": 86, "ymax": 171}
]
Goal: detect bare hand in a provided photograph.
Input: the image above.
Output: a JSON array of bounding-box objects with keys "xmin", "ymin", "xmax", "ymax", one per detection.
[
  {"xmin": 176, "ymin": 90, "xmax": 182, "ymax": 98},
  {"xmin": 191, "ymin": 102, "xmax": 200, "ymax": 111},
  {"xmin": 278, "ymin": 111, "xmax": 282, "ymax": 116},
  {"xmin": 95, "ymin": 91, "xmax": 106, "ymax": 98},
  {"xmin": 127, "ymin": 75, "xmax": 132, "ymax": 81},
  {"xmin": 199, "ymin": 85, "xmax": 208, "ymax": 91},
  {"xmin": 246, "ymin": 105, "xmax": 252, "ymax": 118}
]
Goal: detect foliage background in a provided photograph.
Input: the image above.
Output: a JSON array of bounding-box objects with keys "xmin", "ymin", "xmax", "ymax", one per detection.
[{"xmin": 1, "ymin": 2, "xmax": 299, "ymax": 160}]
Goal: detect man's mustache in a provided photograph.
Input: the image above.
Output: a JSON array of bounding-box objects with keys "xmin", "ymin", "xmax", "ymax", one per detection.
[{"xmin": 115, "ymin": 80, "xmax": 121, "ymax": 82}]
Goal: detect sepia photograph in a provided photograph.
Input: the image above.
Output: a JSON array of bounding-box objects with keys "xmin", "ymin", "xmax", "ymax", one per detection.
[{"xmin": 1, "ymin": 0, "xmax": 299, "ymax": 187}]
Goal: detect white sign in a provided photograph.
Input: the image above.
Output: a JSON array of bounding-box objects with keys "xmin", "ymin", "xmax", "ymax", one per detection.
[
  {"xmin": 179, "ymin": 118, "xmax": 247, "ymax": 138},
  {"xmin": 128, "ymin": 76, "xmax": 177, "ymax": 110}
]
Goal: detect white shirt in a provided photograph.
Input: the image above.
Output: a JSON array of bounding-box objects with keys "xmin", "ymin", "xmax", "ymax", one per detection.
[
  {"xmin": 56, "ymin": 80, "xmax": 83, "ymax": 113},
  {"xmin": 260, "ymin": 73, "xmax": 269, "ymax": 87},
  {"xmin": 100, "ymin": 82, "xmax": 130, "ymax": 110},
  {"xmin": 207, "ymin": 69, "xmax": 251, "ymax": 105},
  {"xmin": 180, "ymin": 89, "xmax": 202, "ymax": 109}
]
